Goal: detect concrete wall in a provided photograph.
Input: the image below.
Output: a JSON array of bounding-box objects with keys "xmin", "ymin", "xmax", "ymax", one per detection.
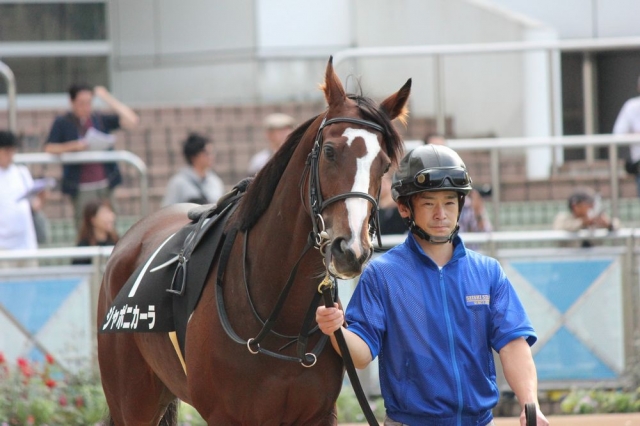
[
  {"xmin": 488, "ymin": 0, "xmax": 640, "ymax": 39},
  {"xmin": 109, "ymin": 0, "xmax": 259, "ymax": 104},
  {"xmin": 343, "ymin": 0, "xmax": 556, "ymax": 140},
  {"xmin": 109, "ymin": 0, "xmax": 554, "ymax": 142}
]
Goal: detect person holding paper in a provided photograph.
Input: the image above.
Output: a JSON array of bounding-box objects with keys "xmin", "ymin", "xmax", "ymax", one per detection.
[{"xmin": 44, "ymin": 84, "xmax": 139, "ymax": 230}]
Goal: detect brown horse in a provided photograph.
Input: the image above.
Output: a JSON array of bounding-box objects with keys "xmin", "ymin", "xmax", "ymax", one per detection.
[{"xmin": 97, "ymin": 58, "xmax": 411, "ymax": 425}]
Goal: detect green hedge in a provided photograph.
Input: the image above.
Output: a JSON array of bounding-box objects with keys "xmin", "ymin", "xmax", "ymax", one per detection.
[{"xmin": 560, "ymin": 388, "xmax": 640, "ymax": 414}]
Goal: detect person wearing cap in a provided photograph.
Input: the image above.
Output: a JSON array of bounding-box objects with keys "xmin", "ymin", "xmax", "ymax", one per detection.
[
  {"xmin": 316, "ymin": 145, "xmax": 548, "ymax": 426},
  {"xmin": 247, "ymin": 113, "xmax": 295, "ymax": 175},
  {"xmin": 553, "ymin": 187, "xmax": 619, "ymax": 247},
  {"xmin": 0, "ymin": 131, "xmax": 39, "ymax": 265}
]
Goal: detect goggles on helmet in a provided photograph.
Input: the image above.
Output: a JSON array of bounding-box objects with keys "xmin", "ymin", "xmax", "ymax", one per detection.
[{"xmin": 413, "ymin": 167, "xmax": 471, "ymax": 190}]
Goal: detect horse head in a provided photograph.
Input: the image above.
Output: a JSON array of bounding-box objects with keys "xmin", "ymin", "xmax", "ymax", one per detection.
[{"xmin": 313, "ymin": 58, "xmax": 411, "ymax": 279}]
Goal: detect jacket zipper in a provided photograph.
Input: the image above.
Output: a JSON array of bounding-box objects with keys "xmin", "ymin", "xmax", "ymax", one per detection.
[{"xmin": 439, "ymin": 268, "xmax": 464, "ymax": 426}]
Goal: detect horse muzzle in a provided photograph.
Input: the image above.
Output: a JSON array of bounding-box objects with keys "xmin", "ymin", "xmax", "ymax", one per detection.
[{"xmin": 326, "ymin": 236, "xmax": 371, "ymax": 279}]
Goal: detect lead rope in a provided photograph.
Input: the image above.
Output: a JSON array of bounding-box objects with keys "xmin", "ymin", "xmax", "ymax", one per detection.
[{"xmin": 319, "ymin": 281, "xmax": 378, "ymax": 426}]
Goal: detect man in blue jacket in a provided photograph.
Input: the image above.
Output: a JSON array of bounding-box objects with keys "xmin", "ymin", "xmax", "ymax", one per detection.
[{"xmin": 317, "ymin": 144, "xmax": 549, "ymax": 426}]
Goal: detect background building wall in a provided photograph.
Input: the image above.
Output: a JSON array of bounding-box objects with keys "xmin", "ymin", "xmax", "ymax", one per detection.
[
  {"xmin": 488, "ymin": 0, "xmax": 640, "ymax": 39},
  {"xmin": 108, "ymin": 0, "xmax": 555, "ymax": 141}
]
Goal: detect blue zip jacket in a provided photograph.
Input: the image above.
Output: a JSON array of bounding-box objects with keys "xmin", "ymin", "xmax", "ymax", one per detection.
[{"xmin": 345, "ymin": 234, "xmax": 536, "ymax": 426}]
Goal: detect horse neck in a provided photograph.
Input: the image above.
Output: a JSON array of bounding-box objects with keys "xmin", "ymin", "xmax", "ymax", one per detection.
[{"xmin": 244, "ymin": 147, "xmax": 323, "ymax": 317}]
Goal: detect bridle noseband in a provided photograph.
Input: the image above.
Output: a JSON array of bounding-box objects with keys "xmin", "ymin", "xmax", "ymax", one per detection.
[{"xmin": 302, "ymin": 116, "xmax": 386, "ymax": 250}]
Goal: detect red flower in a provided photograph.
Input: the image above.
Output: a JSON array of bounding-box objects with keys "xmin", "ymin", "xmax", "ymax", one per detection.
[
  {"xmin": 75, "ymin": 395, "xmax": 85, "ymax": 408},
  {"xmin": 17, "ymin": 357, "xmax": 28, "ymax": 367},
  {"xmin": 26, "ymin": 415, "xmax": 35, "ymax": 425},
  {"xmin": 45, "ymin": 378, "xmax": 56, "ymax": 389},
  {"xmin": 45, "ymin": 353, "xmax": 55, "ymax": 365},
  {"xmin": 59, "ymin": 395, "xmax": 68, "ymax": 406},
  {"xmin": 20, "ymin": 364, "xmax": 33, "ymax": 378},
  {"xmin": 0, "ymin": 352, "xmax": 5, "ymax": 363}
]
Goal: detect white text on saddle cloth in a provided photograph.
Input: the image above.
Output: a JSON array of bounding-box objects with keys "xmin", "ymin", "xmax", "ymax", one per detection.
[{"xmin": 103, "ymin": 304, "xmax": 156, "ymax": 331}]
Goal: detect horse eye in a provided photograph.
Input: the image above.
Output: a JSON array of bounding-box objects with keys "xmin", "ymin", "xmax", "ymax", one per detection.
[
  {"xmin": 323, "ymin": 145, "xmax": 336, "ymax": 161},
  {"xmin": 383, "ymin": 163, "xmax": 391, "ymax": 174}
]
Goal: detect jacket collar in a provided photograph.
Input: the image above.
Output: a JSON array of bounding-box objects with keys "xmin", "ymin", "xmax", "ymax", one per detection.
[{"xmin": 404, "ymin": 232, "xmax": 467, "ymax": 268}]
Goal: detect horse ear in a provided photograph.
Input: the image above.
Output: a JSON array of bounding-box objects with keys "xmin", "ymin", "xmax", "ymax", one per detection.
[
  {"xmin": 321, "ymin": 56, "xmax": 346, "ymax": 109},
  {"xmin": 380, "ymin": 78, "xmax": 412, "ymax": 125}
]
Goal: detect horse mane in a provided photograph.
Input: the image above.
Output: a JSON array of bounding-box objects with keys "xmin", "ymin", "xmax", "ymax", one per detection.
[
  {"xmin": 235, "ymin": 95, "xmax": 404, "ymax": 232},
  {"xmin": 236, "ymin": 116, "xmax": 317, "ymax": 232}
]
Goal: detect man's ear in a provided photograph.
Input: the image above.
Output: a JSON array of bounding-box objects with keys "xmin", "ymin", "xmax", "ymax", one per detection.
[{"xmin": 397, "ymin": 198, "xmax": 411, "ymax": 218}]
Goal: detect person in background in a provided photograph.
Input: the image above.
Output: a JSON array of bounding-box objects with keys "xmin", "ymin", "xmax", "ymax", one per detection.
[
  {"xmin": 317, "ymin": 144, "xmax": 548, "ymax": 426},
  {"xmin": 72, "ymin": 199, "xmax": 119, "ymax": 265},
  {"xmin": 613, "ymin": 74, "xmax": 640, "ymax": 197},
  {"xmin": 553, "ymin": 187, "xmax": 619, "ymax": 247},
  {"xmin": 161, "ymin": 133, "xmax": 225, "ymax": 206},
  {"xmin": 0, "ymin": 131, "xmax": 38, "ymax": 267},
  {"xmin": 378, "ymin": 168, "xmax": 408, "ymax": 236},
  {"xmin": 30, "ymin": 179, "xmax": 53, "ymax": 246},
  {"xmin": 458, "ymin": 185, "xmax": 493, "ymax": 233},
  {"xmin": 423, "ymin": 131, "xmax": 447, "ymax": 146},
  {"xmin": 247, "ymin": 113, "xmax": 295, "ymax": 175},
  {"xmin": 44, "ymin": 84, "xmax": 139, "ymax": 230}
]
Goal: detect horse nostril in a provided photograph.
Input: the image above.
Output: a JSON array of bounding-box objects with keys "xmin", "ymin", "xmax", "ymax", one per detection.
[
  {"xmin": 359, "ymin": 248, "xmax": 371, "ymax": 264},
  {"xmin": 331, "ymin": 237, "xmax": 355, "ymax": 262},
  {"xmin": 330, "ymin": 237, "xmax": 372, "ymax": 267}
]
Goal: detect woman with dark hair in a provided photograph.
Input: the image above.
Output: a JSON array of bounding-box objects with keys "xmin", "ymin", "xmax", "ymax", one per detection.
[{"xmin": 72, "ymin": 199, "xmax": 119, "ymax": 265}]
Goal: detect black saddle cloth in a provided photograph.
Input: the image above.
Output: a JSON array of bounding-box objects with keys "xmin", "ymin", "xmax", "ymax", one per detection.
[{"xmin": 99, "ymin": 185, "xmax": 245, "ymax": 356}]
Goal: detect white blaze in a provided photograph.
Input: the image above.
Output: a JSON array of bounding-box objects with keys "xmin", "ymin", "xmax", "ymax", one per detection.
[{"xmin": 343, "ymin": 128, "xmax": 380, "ymax": 258}]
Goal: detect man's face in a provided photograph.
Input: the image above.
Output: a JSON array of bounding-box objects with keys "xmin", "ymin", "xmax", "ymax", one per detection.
[
  {"xmin": 71, "ymin": 89, "xmax": 94, "ymax": 121},
  {"xmin": 572, "ymin": 200, "xmax": 593, "ymax": 219},
  {"xmin": 0, "ymin": 146, "xmax": 15, "ymax": 169},
  {"xmin": 398, "ymin": 190, "xmax": 459, "ymax": 238}
]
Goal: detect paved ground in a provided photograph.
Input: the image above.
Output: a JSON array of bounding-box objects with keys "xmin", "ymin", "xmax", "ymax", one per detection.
[{"xmin": 342, "ymin": 412, "xmax": 640, "ymax": 425}]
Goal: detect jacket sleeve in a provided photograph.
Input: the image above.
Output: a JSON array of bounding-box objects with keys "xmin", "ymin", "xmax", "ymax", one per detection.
[{"xmin": 490, "ymin": 261, "xmax": 537, "ymax": 352}]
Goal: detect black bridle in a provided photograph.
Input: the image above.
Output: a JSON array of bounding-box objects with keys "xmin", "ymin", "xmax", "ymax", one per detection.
[
  {"xmin": 214, "ymin": 115, "xmax": 388, "ymax": 425},
  {"xmin": 302, "ymin": 116, "xmax": 386, "ymax": 250},
  {"xmin": 216, "ymin": 115, "xmax": 388, "ymax": 365}
]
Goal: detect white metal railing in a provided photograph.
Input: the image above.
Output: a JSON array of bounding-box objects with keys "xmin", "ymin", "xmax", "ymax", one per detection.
[
  {"xmin": 444, "ymin": 134, "xmax": 640, "ymax": 230},
  {"xmin": 380, "ymin": 227, "xmax": 640, "ymax": 247},
  {"xmin": 0, "ymin": 245, "xmax": 113, "ymax": 262},
  {"xmin": 1, "ymin": 229, "xmax": 638, "ymax": 388},
  {"xmin": 14, "ymin": 150, "xmax": 149, "ymax": 216},
  {"xmin": 333, "ymin": 36, "xmax": 640, "ymax": 158}
]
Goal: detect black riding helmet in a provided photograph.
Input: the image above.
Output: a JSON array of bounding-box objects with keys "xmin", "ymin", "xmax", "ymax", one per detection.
[{"xmin": 391, "ymin": 144, "xmax": 473, "ymax": 243}]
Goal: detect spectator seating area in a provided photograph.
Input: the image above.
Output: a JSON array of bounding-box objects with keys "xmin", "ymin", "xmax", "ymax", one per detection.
[{"xmin": 2, "ymin": 101, "xmax": 638, "ymax": 247}]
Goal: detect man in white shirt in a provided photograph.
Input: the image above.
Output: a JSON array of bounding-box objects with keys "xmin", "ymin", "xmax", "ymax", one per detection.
[
  {"xmin": 613, "ymin": 74, "xmax": 640, "ymax": 197},
  {"xmin": 0, "ymin": 131, "xmax": 38, "ymax": 267},
  {"xmin": 247, "ymin": 113, "xmax": 295, "ymax": 176}
]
